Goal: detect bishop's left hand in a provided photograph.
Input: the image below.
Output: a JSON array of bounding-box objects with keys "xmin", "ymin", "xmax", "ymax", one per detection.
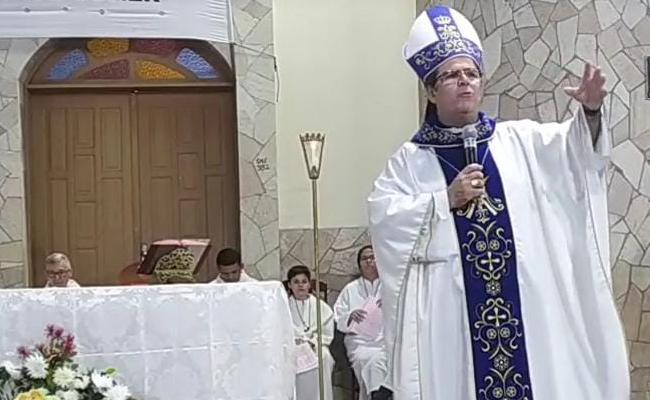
[{"xmin": 563, "ymin": 62, "xmax": 607, "ymax": 111}]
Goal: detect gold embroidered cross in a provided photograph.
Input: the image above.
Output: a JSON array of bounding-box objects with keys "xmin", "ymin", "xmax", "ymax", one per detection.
[
  {"xmin": 487, "ymin": 306, "xmax": 508, "ymax": 328},
  {"xmin": 480, "ymin": 252, "xmax": 501, "ymax": 271}
]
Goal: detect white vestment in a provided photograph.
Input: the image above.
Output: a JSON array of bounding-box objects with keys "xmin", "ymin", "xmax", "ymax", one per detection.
[
  {"xmin": 210, "ymin": 270, "xmax": 257, "ymax": 283},
  {"xmin": 368, "ymin": 108, "xmax": 629, "ymax": 400},
  {"xmin": 333, "ymin": 277, "xmax": 388, "ymax": 399},
  {"xmin": 289, "ymin": 295, "xmax": 335, "ymax": 400},
  {"xmin": 45, "ymin": 279, "xmax": 80, "ymax": 288}
]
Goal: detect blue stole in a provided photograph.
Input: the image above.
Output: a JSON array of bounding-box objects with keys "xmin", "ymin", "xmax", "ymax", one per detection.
[{"xmin": 413, "ymin": 104, "xmax": 534, "ymax": 400}]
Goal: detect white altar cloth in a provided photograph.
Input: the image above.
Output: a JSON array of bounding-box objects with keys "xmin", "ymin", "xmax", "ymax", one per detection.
[{"xmin": 0, "ymin": 282, "xmax": 296, "ymax": 400}]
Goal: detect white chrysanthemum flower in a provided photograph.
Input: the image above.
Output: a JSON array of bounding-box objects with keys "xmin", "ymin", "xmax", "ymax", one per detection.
[
  {"xmin": 53, "ymin": 366, "xmax": 76, "ymax": 389},
  {"xmin": 73, "ymin": 375, "xmax": 90, "ymax": 390},
  {"xmin": 1, "ymin": 360, "xmax": 22, "ymax": 379},
  {"xmin": 56, "ymin": 390, "xmax": 80, "ymax": 400},
  {"xmin": 45, "ymin": 395, "xmax": 61, "ymax": 400},
  {"xmin": 104, "ymin": 384, "xmax": 130, "ymax": 400},
  {"xmin": 24, "ymin": 353, "xmax": 48, "ymax": 379},
  {"xmin": 91, "ymin": 371, "xmax": 113, "ymax": 390}
]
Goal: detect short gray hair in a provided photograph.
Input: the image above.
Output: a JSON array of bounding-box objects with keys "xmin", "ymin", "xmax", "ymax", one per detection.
[{"xmin": 45, "ymin": 252, "xmax": 72, "ymax": 270}]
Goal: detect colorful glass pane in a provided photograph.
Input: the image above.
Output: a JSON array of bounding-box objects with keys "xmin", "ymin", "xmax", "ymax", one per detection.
[
  {"xmin": 132, "ymin": 39, "xmax": 177, "ymax": 56},
  {"xmin": 81, "ymin": 59, "xmax": 129, "ymax": 80},
  {"xmin": 175, "ymin": 48, "xmax": 218, "ymax": 79},
  {"xmin": 87, "ymin": 39, "xmax": 129, "ymax": 58},
  {"xmin": 47, "ymin": 49, "xmax": 88, "ymax": 81},
  {"xmin": 135, "ymin": 60, "xmax": 185, "ymax": 80}
]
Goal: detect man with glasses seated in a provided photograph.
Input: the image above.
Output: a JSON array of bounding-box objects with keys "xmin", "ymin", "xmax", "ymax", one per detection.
[{"xmin": 44, "ymin": 253, "xmax": 80, "ymax": 288}]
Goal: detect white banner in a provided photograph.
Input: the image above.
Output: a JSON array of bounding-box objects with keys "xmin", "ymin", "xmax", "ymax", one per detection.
[{"xmin": 0, "ymin": 0, "xmax": 232, "ymax": 42}]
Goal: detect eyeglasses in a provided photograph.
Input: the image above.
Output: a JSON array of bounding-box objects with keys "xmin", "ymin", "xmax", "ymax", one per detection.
[
  {"xmin": 46, "ymin": 269, "xmax": 71, "ymax": 277},
  {"xmin": 435, "ymin": 68, "xmax": 482, "ymax": 85}
]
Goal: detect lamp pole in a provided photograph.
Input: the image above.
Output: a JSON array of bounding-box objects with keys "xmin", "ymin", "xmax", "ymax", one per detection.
[{"xmin": 299, "ymin": 132, "xmax": 326, "ymax": 400}]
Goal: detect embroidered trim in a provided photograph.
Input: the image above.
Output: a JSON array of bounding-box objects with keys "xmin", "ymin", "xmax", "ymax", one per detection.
[
  {"xmin": 411, "ymin": 112, "xmax": 496, "ymax": 147},
  {"xmin": 408, "ymin": 38, "xmax": 484, "ymax": 82},
  {"xmin": 436, "ymin": 144, "xmax": 534, "ymax": 400}
]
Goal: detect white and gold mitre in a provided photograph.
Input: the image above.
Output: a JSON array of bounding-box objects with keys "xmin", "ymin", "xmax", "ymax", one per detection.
[{"xmin": 404, "ymin": 5, "xmax": 484, "ymax": 82}]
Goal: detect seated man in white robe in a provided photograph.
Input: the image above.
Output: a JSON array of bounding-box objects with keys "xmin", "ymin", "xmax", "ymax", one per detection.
[
  {"xmin": 287, "ymin": 265, "xmax": 335, "ymax": 400},
  {"xmin": 44, "ymin": 253, "xmax": 80, "ymax": 288},
  {"xmin": 368, "ymin": 5, "xmax": 629, "ymax": 400},
  {"xmin": 210, "ymin": 248, "xmax": 257, "ymax": 283},
  {"xmin": 333, "ymin": 245, "xmax": 390, "ymax": 400}
]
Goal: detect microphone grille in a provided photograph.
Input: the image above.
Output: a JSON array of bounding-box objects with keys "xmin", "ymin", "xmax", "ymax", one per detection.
[{"xmin": 463, "ymin": 126, "xmax": 478, "ymax": 139}]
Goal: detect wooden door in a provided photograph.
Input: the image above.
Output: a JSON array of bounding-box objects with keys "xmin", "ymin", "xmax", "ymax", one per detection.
[
  {"xmin": 137, "ymin": 92, "xmax": 240, "ymax": 281},
  {"xmin": 29, "ymin": 94, "xmax": 135, "ymax": 286}
]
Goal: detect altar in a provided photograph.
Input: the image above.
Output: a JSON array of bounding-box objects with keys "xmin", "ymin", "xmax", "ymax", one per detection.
[{"xmin": 0, "ymin": 282, "xmax": 296, "ymax": 400}]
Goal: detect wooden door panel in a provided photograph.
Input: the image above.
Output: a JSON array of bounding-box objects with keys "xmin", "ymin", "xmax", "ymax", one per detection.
[
  {"xmin": 29, "ymin": 90, "xmax": 238, "ymax": 286},
  {"xmin": 149, "ymin": 177, "xmax": 176, "ymax": 238},
  {"xmin": 50, "ymin": 180, "xmax": 69, "ymax": 252},
  {"xmin": 29, "ymin": 94, "xmax": 135, "ymax": 286},
  {"xmin": 138, "ymin": 101, "xmax": 179, "ymax": 243},
  {"xmin": 178, "ymin": 153, "xmax": 201, "ymax": 195},
  {"xmin": 137, "ymin": 92, "xmax": 239, "ymax": 281}
]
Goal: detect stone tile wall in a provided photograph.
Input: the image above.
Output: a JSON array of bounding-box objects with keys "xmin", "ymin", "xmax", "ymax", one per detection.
[
  {"xmin": 418, "ymin": 0, "xmax": 650, "ymax": 397},
  {"xmin": 280, "ymin": 227, "xmax": 370, "ymax": 304}
]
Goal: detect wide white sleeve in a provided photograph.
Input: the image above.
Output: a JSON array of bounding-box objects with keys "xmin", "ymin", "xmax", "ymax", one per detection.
[
  {"xmin": 367, "ymin": 143, "xmax": 454, "ymax": 394},
  {"xmin": 508, "ymin": 106, "xmax": 611, "ymax": 283},
  {"xmin": 333, "ymin": 285, "xmax": 353, "ymax": 333},
  {"xmin": 368, "ymin": 143, "xmax": 450, "ymax": 266},
  {"xmin": 519, "ymin": 106, "xmax": 609, "ymax": 178},
  {"xmin": 368, "ymin": 144, "xmax": 450, "ymax": 286}
]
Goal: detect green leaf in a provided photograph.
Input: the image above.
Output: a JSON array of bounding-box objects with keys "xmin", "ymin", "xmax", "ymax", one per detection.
[{"xmin": 105, "ymin": 368, "xmax": 116, "ymax": 375}]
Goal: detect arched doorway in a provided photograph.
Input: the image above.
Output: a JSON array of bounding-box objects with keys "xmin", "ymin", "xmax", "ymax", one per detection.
[{"xmin": 26, "ymin": 38, "xmax": 240, "ymax": 286}]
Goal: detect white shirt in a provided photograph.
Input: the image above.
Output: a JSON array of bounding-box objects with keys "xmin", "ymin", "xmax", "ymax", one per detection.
[
  {"xmin": 289, "ymin": 295, "xmax": 335, "ymax": 400},
  {"xmin": 210, "ymin": 270, "xmax": 257, "ymax": 284},
  {"xmin": 288, "ymin": 294, "xmax": 334, "ymax": 347},
  {"xmin": 45, "ymin": 279, "xmax": 80, "ymax": 288},
  {"xmin": 333, "ymin": 277, "xmax": 383, "ymax": 351}
]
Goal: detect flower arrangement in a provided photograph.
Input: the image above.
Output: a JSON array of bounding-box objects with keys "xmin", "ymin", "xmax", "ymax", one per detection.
[{"xmin": 0, "ymin": 325, "xmax": 134, "ymax": 400}]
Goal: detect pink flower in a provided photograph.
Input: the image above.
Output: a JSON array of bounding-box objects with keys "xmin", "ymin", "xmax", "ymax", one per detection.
[
  {"xmin": 46, "ymin": 325, "xmax": 56, "ymax": 338},
  {"xmin": 17, "ymin": 346, "xmax": 31, "ymax": 358},
  {"xmin": 53, "ymin": 327, "xmax": 64, "ymax": 338},
  {"xmin": 63, "ymin": 335, "xmax": 75, "ymax": 354}
]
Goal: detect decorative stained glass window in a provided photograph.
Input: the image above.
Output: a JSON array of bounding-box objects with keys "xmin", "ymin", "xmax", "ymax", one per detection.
[
  {"xmin": 81, "ymin": 59, "xmax": 129, "ymax": 80},
  {"xmin": 47, "ymin": 49, "xmax": 88, "ymax": 81},
  {"xmin": 176, "ymin": 48, "xmax": 218, "ymax": 79},
  {"xmin": 34, "ymin": 38, "xmax": 232, "ymax": 85},
  {"xmin": 136, "ymin": 60, "xmax": 185, "ymax": 80},
  {"xmin": 132, "ymin": 39, "xmax": 177, "ymax": 56},
  {"xmin": 87, "ymin": 39, "xmax": 129, "ymax": 58}
]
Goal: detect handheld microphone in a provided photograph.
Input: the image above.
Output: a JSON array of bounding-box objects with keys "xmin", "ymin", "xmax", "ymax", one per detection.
[{"xmin": 462, "ymin": 126, "xmax": 478, "ymax": 166}]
